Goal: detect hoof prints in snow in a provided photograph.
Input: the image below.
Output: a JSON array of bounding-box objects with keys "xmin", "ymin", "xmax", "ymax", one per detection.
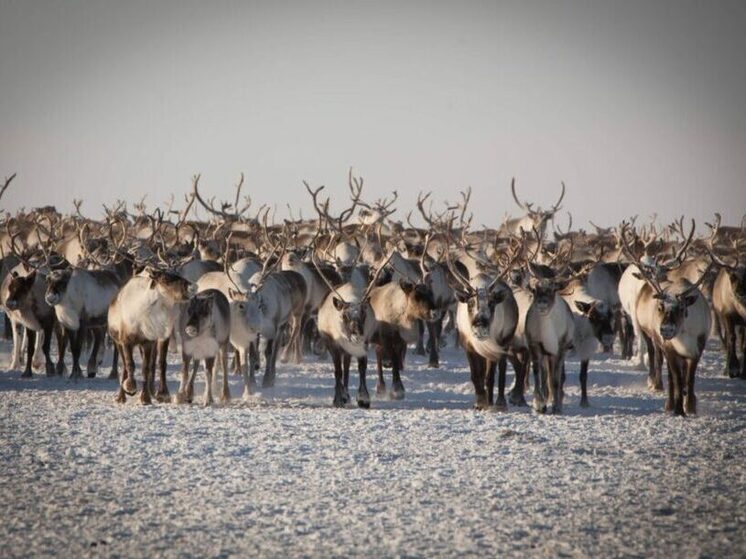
[{"xmin": 1, "ymin": 341, "xmax": 745, "ymax": 558}]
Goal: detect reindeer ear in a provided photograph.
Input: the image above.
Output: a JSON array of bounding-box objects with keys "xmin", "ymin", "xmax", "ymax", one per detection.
[
  {"xmin": 332, "ymin": 297, "xmax": 348, "ymax": 311},
  {"xmin": 455, "ymin": 289, "xmax": 470, "ymax": 304},
  {"xmin": 682, "ymin": 293, "xmax": 698, "ymax": 307},
  {"xmin": 574, "ymin": 300, "xmax": 593, "ymax": 315},
  {"xmin": 489, "ymin": 287, "xmax": 507, "ymax": 306},
  {"xmin": 11, "ymin": 270, "xmax": 18, "ymax": 278},
  {"xmin": 399, "ymin": 279, "xmax": 414, "ymax": 294},
  {"xmin": 149, "ymin": 279, "xmax": 157, "ymax": 289},
  {"xmin": 632, "ymin": 272, "xmax": 644, "ymax": 281}
]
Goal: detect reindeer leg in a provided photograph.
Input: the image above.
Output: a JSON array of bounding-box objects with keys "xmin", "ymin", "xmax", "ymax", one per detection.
[
  {"xmin": 220, "ymin": 346, "xmax": 230, "ymax": 404},
  {"xmin": 68, "ymin": 328, "xmax": 84, "ymax": 379},
  {"xmin": 86, "ymin": 327, "xmax": 102, "ymax": 378},
  {"xmin": 551, "ymin": 355, "xmax": 563, "ymax": 414},
  {"xmin": 203, "ymin": 357, "xmax": 215, "ymax": 407},
  {"xmin": 684, "ymin": 357, "xmax": 698, "ymax": 415},
  {"xmin": 175, "ymin": 353, "xmax": 191, "ymax": 404},
  {"xmin": 31, "ymin": 328, "xmax": 44, "ymax": 371},
  {"xmin": 390, "ymin": 339, "xmax": 406, "ymax": 401},
  {"xmin": 140, "ymin": 342, "xmax": 154, "ymax": 405},
  {"xmin": 55, "ymin": 326, "xmax": 68, "ymax": 376},
  {"xmin": 722, "ymin": 317, "xmax": 739, "ymax": 378},
  {"xmin": 262, "ymin": 338, "xmax": 278, "ymax": 388},
  {"xmin": 121, "ymin": 343, "xmax": 137, "ymax": 396},
  {"xmin": 375, "ymin": 346, "xmax": 386, "ymax": 395},
  {"xmin": 21, "ymin": 329, "xmax": 36, "ymax": 378},
  {"xmin": 328, "ymin": 346, "xmax": 344, "ymax": 407},
  {"xmin": 507, "ymin": 351, "xmax": 527, "ymax": 406},
  {"xmin": 426, "ymin": 320, "xmax": 440, "ymax": 368},
  {"xmin": 466, "ymin": 350, "xmax": 487, "ymax": 410},
  {"xmin": 8, "ymin": 320, "xmax": 21, "ymax": 370},
  {"xmin": 357, "ymin": 356, "xmax": 370, "ymax": 409},
  {"xmin": 495, "ymin": 356, "xmax": 507, "ymax": 410},
  {"xmin": 415, "ymin": 320, "xmax": 426, "ymax": 356},
  {"xmin": 43, "ymin": 322, "xmax": 55, "ymax": 377},
  {"xmin": 579, "ymin": 359, "xmax": 590, "ymax": 408},
  {"xmin": 485, "ymin": 358, "xmax": 495, "ymax": 407},
  {"xmin": 531, "ymin": 348, "xmax": 546, "ymax": 414},
  {"xmin": 108, "ymin": 341, "xmax": 119, "ymax": 380},
  {"xmin": 342, "ymin": 353, "xmax": 351, "ymax": 404}
]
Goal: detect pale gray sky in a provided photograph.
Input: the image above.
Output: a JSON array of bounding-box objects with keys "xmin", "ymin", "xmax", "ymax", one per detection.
[{"xmin": 1, "ymin": 0, "xmax": 745, "ymax": 229}]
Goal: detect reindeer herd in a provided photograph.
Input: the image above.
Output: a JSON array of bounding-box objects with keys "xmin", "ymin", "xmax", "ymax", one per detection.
[{"xmin": 1, "ymin": 171, "xmax": 744, "ymax": 416}]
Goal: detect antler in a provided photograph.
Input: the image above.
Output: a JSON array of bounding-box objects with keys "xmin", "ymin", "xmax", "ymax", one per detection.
[
  {"xmin": 551, "ymin": 181, "xmax": 566, "ymax": 212},
  {"xmin": 0, "ymin": 173, "xmax": 17, "ymax": 202},
  {"xmin": 510, "ymin": 177, "xmax": 528, "ymax": 211}
]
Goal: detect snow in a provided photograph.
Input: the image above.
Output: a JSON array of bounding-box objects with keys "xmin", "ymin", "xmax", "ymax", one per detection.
[{"xmin": 1, "ymin": 336, "xmax": 745, "ymax": 558}]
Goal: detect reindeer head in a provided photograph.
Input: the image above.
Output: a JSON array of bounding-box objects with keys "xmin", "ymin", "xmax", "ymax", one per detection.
[
  {"xmin": 184, "ymin": 291, "xmax": 217, "ymax": 338},
  {"xmin": 332, "ymin": 296, "xmax": 369, "ymax": 344},
  {"xmin": 653, "ymin": 290, "xmax": 700, "ymax": 340},
  {"xmin": 4, "ymin": 270, "xmax": 37, "ymax": 311},
  {"xmin": 44, "ymin": 269, "xmax": 72, "ymax": 306},
  {"xmin": 511, "ymin": 179, "xmax": 566, "ymax": 236},
  {"xmin": 146, "ymin": 268, "xmax": 195, "ymax": 302},
  {"xmin": 574, "ymin": 300, "xmax": 615, "ymax": 351}
]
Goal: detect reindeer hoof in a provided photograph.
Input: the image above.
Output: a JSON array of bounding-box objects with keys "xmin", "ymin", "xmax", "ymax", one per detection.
[
  {"xmin": 123, "ymin": 378, "xmax": 137, "ymax": 396},
  {"xmin": 357, "ymin": 398, "xmax": 370, "ymax": 409},
  {"xmin": 140, "ymin": 391, "xmax": 152, "ymax": 405},
  {"xmin": 107, "ymin": 370, "xmax": 118, "ymax": 380},
  {"xmin": 494, "ymin": 398, "xmax": 508, "ymax": 412},
  {"xmin": 46, "ymin": 363, "xmax": 56, "ymax": 377},
  {"xmin": 375, "ymin": 382, "xmax": 386, "ymax": 395},
  {"xmin": 20, "ymin": 370, "xmax": 32, "ymax": 379},
  {"xmin": 114, "ymin": 391, "xmax": 126, "ymax": 404},
  {"xmin": 87, "ymin": 371, "xmax": 96, "ymax": 379},
  {"xmin": 509, "ymin": 392, "xmax": 527, "ymax": 407},
  {"xmin": 533, "ymin": 401, "xmax": 547, "ymax": 414},
  {"xmin": 173, "ymin": 391, "xmax": 188, "ymax": 405},
  {"xmin": 390, "ymin": 386, "xmax": 405, "ymax": 401},
  {"xmin": 428, "ymin": 360, "xmax": 439, "ymax": 369},
  {"xmin": 332, "ymin": 396, "xmax": 345, "ymax": 408},
  {"xmin": 155, "ymin": 391, "xmax": 171, "ymax": 403},
  {"xmin": 551, "ymin": 404, "xmax": 562, "ymax": 415},
  {"xmin": 579, "ymin": 397, "xmax": 590, "ymax": 408},
  {"xmin": 220, "ymin": 394, "xmax": 231, "ymax": 405}
]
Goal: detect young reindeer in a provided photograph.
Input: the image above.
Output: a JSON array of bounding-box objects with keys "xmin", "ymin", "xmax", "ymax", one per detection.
[
  {"xmin": 447, "ymin": 243, "xmax": 520, "ymax": 410},
  {"xmin": 622, "ymin": 228, "xmax": 712, "ymax": 415},
  {"xmin": 524, "ymin": 260, "xmax": 576, "ymax": 415},
  {"xmin": 315, "ymin": 252, "xmax": 391, "ymax": 408},
  {"xmin": 709, "ymin": 241, "xmax": 746, "ymax": 379},
  {"xmin": 108, "ymin": 267, "xmax": 195, "ymax": 404},
  {"xmin": 228, "ymin": 245, "xmax": 307, "ymax": 390},
  {"xmin": 174, "ymin": 289, "xmax": 231, "ymax": 406},
  {"xmin": 368, "ymin": 260, "xmax": 440, "ymax": 400}
]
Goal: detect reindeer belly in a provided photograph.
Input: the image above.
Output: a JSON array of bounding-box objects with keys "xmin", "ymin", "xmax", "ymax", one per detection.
[
  {"xmin": 183, "ymin": 335, "xmax": 220, "ymax": 360},
  {"xmin": 55, "ymin": 305, "xmax": 80, "ymax": 331},
  {"xmin": 8, "ymin": 309, "xmax": 42, "ymax": 332},
  {"xmin": 400, "ymin": 322, "xmax": 419, "ymax": 345}
]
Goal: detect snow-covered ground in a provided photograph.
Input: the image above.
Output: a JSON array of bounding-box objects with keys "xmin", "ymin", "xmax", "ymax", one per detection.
[{"xmin": 1, "ymin": 335, "xmax": 745, "ymax": 558}]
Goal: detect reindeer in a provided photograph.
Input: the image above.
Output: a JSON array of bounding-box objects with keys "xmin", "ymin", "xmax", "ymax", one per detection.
[
  {"xmin": 524, "ymin": 260, "xmax": 576, "ymax": 414},
  {"xmin": 0, "ymin": 264, "xmax": 58, "ymax": 377},
  {"xmin": 368, "ymin": 268, "xmax": 439, "ymax": 400},
  {"xmin": 315, "ymin": 252, "xmax": 390, "ymax": 407},
  {"xmin": 622, "ymin": 228, "xmax": 712, "ymax": 414},
  {"xmin": 228, "ymin": 247, "xmax": 307, "ymax": 390},
  {"xmin": 447, "ymin": 243, "xmax": 519, "ymax": 410},
  {"xmin": 501, "ymin": 178, "xmax": 566, "ymax": 238},
  {"xmin": 44, "ymin": 266, "xmax": 121, "ymax": 378},
  {"xmin": 709, "ymin": 241, "xmax": 746, "ymax": 378},
  {"xmin": 174, "ymin": 289, "xmax": 232, "ymax": 406},
  {"xmin": 108, "ymin": 267, "xmax": 195, "ymax": 404},
  {"xmin": 561, "ymin": 278, "xmax": 615, "ymax": 407}
]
